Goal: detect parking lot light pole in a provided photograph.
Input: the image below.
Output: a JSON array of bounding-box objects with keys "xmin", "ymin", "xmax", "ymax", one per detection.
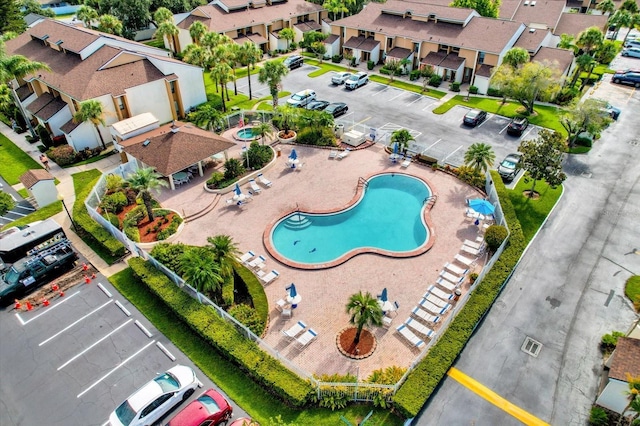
[{"xmin": 58, "ymin": 194, "xmax": 77, "ymax": 232}]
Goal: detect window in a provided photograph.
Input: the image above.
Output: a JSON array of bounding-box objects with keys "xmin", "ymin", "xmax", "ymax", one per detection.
[
  {"xmin": 116, "ymin": 97, "xmax": 126, "ymax": 110},
  {"xmin": 451, "ymin": 46, "xmax": 459, "ymax": 53},
  {"xmin": 478, "ymin": 51, "xmax": 485, "ymax": 64},
  {"xmin": 387, "ymin": 38, "xmax": 393, "ymax": 49},
  {"xmin": 413, "ymin": 42, "xmax": 419, "ymax": 53},
  {"xmin": 438, "ymin": 44, "xmax": 448, "ymax": 53},
  {"xmin": 170, "ymin": 81, "xmax": 176, "ymax": 94}
]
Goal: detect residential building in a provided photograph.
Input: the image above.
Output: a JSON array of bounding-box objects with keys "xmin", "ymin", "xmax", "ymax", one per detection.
[
  {"xmin": 5, "ymin": 19, "xmax": 207, "ymax": 152},
  {"xmin": 596, "ymin": 331, "xmax": 640, "ymax": 415}
]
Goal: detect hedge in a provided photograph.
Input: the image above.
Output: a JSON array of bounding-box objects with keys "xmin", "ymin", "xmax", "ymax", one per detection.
[
  {"xmin": 72, "ymin": 170, "xmax": 127, "ymax": 261},
  {"xmin": 234, "ymin": 262, "xmax": 269, "ymax": 325},
  {"xmin": 392, "ymin": 171, "xmax": 526, "ymax": 418},
  {"xmin": 128, "ymin": 257, "xmax": 313, "ymax": 407}
]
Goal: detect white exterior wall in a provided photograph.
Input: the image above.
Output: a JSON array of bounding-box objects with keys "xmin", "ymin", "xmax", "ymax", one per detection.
[
  {"xmin": 126, "ymin": 80, "xmax": 174, "ymax": 124},
  {"xmin": 29, "ymin": 181, "xmax": 57, "ymax": 207},
  {"xmin": 46, "ymin": 106, "xmax": 73, "ymax": 136},
  {"xmin": 177, "ymin": 29, "xmax": 193, "ymax": 54},
  {"xmin": 65, "ymin": 123, "xmax": 98, "ymax": 151},
  {"xmin": 596, "ymin": 379, "xmax": 630, "ymax": 414},
  {"xmin": 146, "ymin": 57, "xmax": 206, "ymax": 111},
  {"xmin": 321, "ymin": 20, "xmax": 331, "ymax": 34},
  {"xmin": 473, "ymin": 75, "xmax": 490, "ymax": 94},
  {"xmin": 325, "ymin": 38, "xmax": 340, "ymax": 57},
  {"xmin": 371, "ymin": 48, "xmax": 380, "ymax": 65}
]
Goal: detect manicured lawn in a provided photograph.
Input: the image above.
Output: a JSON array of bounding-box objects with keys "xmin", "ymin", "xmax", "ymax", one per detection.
[
  {"xmin": 17, "ymin": 188, "xmax": 28, "ymax": 198},
  {"xmin": 0, "ymin": 201, "xmax": 63, "ymax": 230},
  {"xmin": 507, "ymin": 174, "xmax": 563, "ymax": 242},
  {"xmin": 625, "ymin": 275, "xmax": 639, "ymax": 311},
  {"xmin": 143, "ymin": 39, "xmax": 165, "ymax": 48},
  {"xmin": 0, "ymin": 133, "xmax": 44, "ymax": 184},
  {"xmin": 109, "ymin": 268, "xmax": 403, "ymax": 426},
  {"xmin": 433, "ymin": 95, "xmax": 566, "ymax": 135}
]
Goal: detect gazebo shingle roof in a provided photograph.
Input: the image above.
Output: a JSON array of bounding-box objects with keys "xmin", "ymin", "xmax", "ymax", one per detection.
[
  {"xmin": 19, "ymin": 169, "xmax": 54, "ymax": 189},
  {"xmin": 609, "ymin": 337, "xmax": 640, "ymax": 382}
]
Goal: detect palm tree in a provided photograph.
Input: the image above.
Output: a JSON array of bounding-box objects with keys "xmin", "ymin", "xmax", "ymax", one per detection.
[
  {"xmin": 258, "ymin": 60, "xmax": 289, "ymax": 108},
  {"xmin": 557, "ymin": 34, "xmax": 577, "ymax": 53},
  {"xmin": 390, "ymin": 128, "xmax": 415, "ymax": 154},
  {"xmin": 279, "ymin": 28, "xmax": 295, "ymax": 51},
  {"xmin": 346, "ymin": 291, "xmax": 383, "ymax": 345},
  {"xmin": 180, "ymin": 247, "xmax": 223, "ymax": 296},
  {"xmin": 216, "ymin": 43, "xmax": 239, "ymax": 95},
  {"xmin": 342, "ymin": 0, "xmax": 357, "ymax": 18},
  {"xmin": 570, "ymin": 54, "xmax": 595, "ymax": 88},
  {"xmin": 464, "ymin": 142, "xmax": 495, "ymax": 172},
  {"xmin": 502, "ymin": 47, "xmax": 530, "ymax": 68},
  {"xmin": 76, "ymin": 5, "xmax": 98, "ymax": 28},
  {"xmin": 155, "ymin": 21, "xmax": 180, "ymax": 55},
  {"xmin": 153, "ymin": 7, "xmax": 173, "ymax": 26},
  {"xmin": 125, "ymin": 167, "xmax": 168, "ymax": 221},
  {"xmin": 251, "ymin": 121, "xmax": 274, "ymax": 144},
  {"xmin": 206, "ymin": 235, "xmax": 239, "ymax": 280},
  {"xmin": 237, "ymin": 41, "xmax": 262, "ymax": 100},
  {"xmin": 189, "ymin": 104, "xmax": 224, "ymax": 132},
  {"xmin": 323, "ymin": 0, "xmax": 347, "ymax": 20},
  {"xmin": 576, "ymin": 26, "xmax": 604, "ymax": 55},
  {"xmin": 97, "ymin": 15, "xmax": 123, "ymax": 36},
  {"xmin": 182, "ymin": 44, "xmax": 208, "ymax": 68},
  {"xmin": 579, "ymin": 56, "xmax": 598, "ymax": 90},
  {"xmin": 597, "ymin": 0, "xmax": 616, "ymax": 31},
  {"xmin": 73, "ymin": 99, "xmax": 109, "ymax": 149},
  {"xmin": 189, "ymin": 21, "xmax": 208, "ymax": 45},
  {"xmin": 623, "ymin": 13, "xmax": 640, "ymax": 44},
  {"xmin": 210, "ymin": 62, "xmax": 233, "ymax": 111}
]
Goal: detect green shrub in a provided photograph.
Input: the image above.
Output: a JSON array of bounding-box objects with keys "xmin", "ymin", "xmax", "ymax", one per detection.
[
  {"xmin": 150, "ymin": 242, "xmax": 187, "ymax": 272},
  {"xmin": 487, "ymin": 87, "xmax": 503, "ymax": 97},
  {"xmin": 589, "ymin": 406, "xmax": 608, "ymax": 426},
  {"xmin": 228, "ymin": 304, "xmax": 265, "ymax": 335},
  {"xmin": 555, "ymin": 86, "xmax": 580, "ymax": 106},
  {"xmin": 103, "ymin": 212, "xmax": 120, "ymax": 228},
  {"xmin": 124, "ymin": 205, "xmax": 146, "ymax": 225},
  {"xmin": 576, "ymin": 132, "xmax": 593, "ymax": 147},
  {"xmin": 331, "ymin": 55, "xmax": 343, "ymax": 63},
  {"xmin": 469, "ymin": 86, "xmax": 479, "ymax": 94},
  {"xmin": 367, "ymin": 60, "xmax": 374, "ymax": 70},
  {"xmin": 409, "ymin": 70, "xmax": 421, "ymax": 81},
  {"xmin": 449, "ymin": 82, "xmax": 461, "ymax": 92},
  {"xmin": 105, "ymin": 174, "xmax": 125, "ymax": 193},
  {"xmin": 243, "ymin": 141, "xmax": 273, "ymax": 170},
  {"xmin": 48, "ymin": 145, "xmax": 76, "ymax": 166},
  {"xmin": 379, "ymin": 67, "xmax": 391, "ymax": 75},
  {"xmin": 127, "ymin": 257, "xmax": 313, "ymax": 407},
  {"xmin": 233, "ymin": 264, "xmax": 268, "ymax": 326},
  {"xmin": 420, "ymin": 65, "xmax": 435, "ymax": 78},
  {"xmin": 206, "ymin": 172, "xmax": 225, "ymax": 188},
  {"xmin": 601, "ymin": 331, "xmax": 625, "ymax": 353},
  {"xmin": 36, "ymin": 125, "xmax": 53, "ymax": 147},
  {"xmin": 0, "ymin": 191, "xmax": 16, "ymax": 215},
  {"xmin": 484, "ymin": 225, "xmax": 508, "ymax": 251},
  {"xmin": 428, "ymin": 75, "xmax": 442, "ymax": 87},
  {"xmin": 297, "ymin": 126, "xmax": 335, "ymax": 146},
  {"xmin": 25, "ymin": 135, "xmax": 40, "ymax": 144},
  {"xmin": 223, "ymin": 158, "xmax": 245, "ymax": 181},
  {"xmin": 101, "ymin": 191, "xmax": 128, "ymax": 214},
  {"xmin": 124, "ymin": 224, "xmax": 140, "ymax": 242},
  {"xmin": 393, "ymin": 171, "xmax": 526, "ymax": 418}
]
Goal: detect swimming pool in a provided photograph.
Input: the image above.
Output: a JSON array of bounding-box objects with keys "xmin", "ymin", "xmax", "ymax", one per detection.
[
  {"xmin": 267, "ymin": 173, "xmax": 433, "ymax": 268},
  {"xmin": 234, "ymin": 127, "xmax": 258, "ymax": 141}
]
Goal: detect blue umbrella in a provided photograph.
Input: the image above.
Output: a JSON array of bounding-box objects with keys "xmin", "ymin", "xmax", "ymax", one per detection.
[
  {"xmin": 393, "ymin": 143, "xmax": 398, "ymax": 155},
  {"xmin": 468, "ymin": 198, "xmax": 495, "ymax": 216},
  {"xmin": 234, "ymin": 183, "xmax": 242, "ymax": 196},
  {"xmin": 380, "ymin": 288, "xmax": 388, "ymax": 302},
  {"xmin": 287, "ymin": 283, "xmax": 297, "ymax": 298},
  {"xmin": 289, "ymin": 149, "xmax": 297, "ymax": 160}
]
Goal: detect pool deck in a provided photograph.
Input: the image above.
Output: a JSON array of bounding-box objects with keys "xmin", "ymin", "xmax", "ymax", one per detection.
[{"xmin": 160, "ymin": 136, "xmax": 486, "ymax": 379}]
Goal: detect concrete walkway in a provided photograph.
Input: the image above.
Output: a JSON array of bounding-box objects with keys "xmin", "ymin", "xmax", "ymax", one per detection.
[{"xmin": 0, "ymin": 122, "xmax": 129, "ymax": 277}]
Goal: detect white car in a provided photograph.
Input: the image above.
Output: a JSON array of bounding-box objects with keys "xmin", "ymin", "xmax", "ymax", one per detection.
[
  {"xmin": 109, "ymin": 365, "xmax": 202, "ymax": 426},
  {"xmin": 286, "ymin": 89, "xmax": 316, "ymax": 107},
  {"xmin": 344, "ymin": 72, "xmax": 369, "ymax": 90},
  {"xmin": 331, "ymin": 71, "xmax": 353, "ymax": 85},
  {"xmin": 622, "ymin": 47, "xmax": 640, "ymax": 58}
]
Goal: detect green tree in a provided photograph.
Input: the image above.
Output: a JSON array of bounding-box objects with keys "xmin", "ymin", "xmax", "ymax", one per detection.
[
  {"xmin": 182, "ymin": 44, "xmax": 208, "ymax": 68},
  {"xmin": 73, "ymin": 99, "xmax": 109, "ymax": 149},
  {"xmin": 189, "ymin": 21, "xmax": 208, "ymax": 45},
  {"xmin": 557, "ymin": 34, "xmax": 577, "ymax": 53},
  {"xmin": 517, "ymin": 129, "xmax": 567, "ymax": 196},
  {"xmin": 594, "ymin": 40, "xmax": 618, "ymax": 64},
  {"xmin": 236, "ymin": 41, "xmax": 262, "ymax": 100},
  {"xmin": 0, "ymin": 191, "xmax": 16, "ymax": 215},
  {"xmin": 0, "ymin": 0, "xmax": 26, "ymax": 33},
  {"xmin": 126, "ymin": 167, "xmax": 168, "ymax": 220},
  {"xmin": 251, "ymin": 121, "xmax": 274, "ymax": 144},
  {"xmin": 100, "ymin": 0, "xmax": 151, "ymax": 39},
  {"xmin": 210, "ymin": 62, "xmax": 233, "ymax": 111},
  {"xmin": 390, "ymin": 128, "xmax": 415, "ymax": 154},
  {"xmin": 206, "ymin": 235, "xmax": 239, "ymax": 280},
  {"xmin": 97, "ymin": 14, "xmax": 123, "ymax": 36},
  {"xmin": 622, "ymin": 13, "xmax": 640, "ymax": 44},
  {"xmin": 323, "ymin": 0, "xmax": 348, "ymax": 19},
  {"xmin": 153, "ymin": 6, "xmax": 173, "ymax": 25},
  {"xmin": 155, "ymin": 21, "xmax": 180, "ymax": 54},
  {"xmin": 188, "ymin": 103, "xmax": 224, "ymax": 132},
  {"xmin": 279, "ymin": 28, "xmax": 295, "ymax": 50},
  {"xmin": 570, "ymin": 54, "xmax": 596, "ymax": 88},
  {"xmin": 258, "ymin": 60, "xmax": 289, "ymax": 108},
  {"xmin": 609, "ymin": 9, "xmax": 629, "ymax": 39},
  {"xmin": 20, "ymin": 0, "xmax": 55, "ymax": 17},
  {"xmin": 464, "ymin": 142, "xmax": 495, "ymax": 172},
  {"xmin": 0, "ymin": 84, "xmax": 12, "ymax": 113},
  {"xmin": 576, "ymin": 27, "xmax": 604, "ymax": 55},
  {"xmin": 597, "ymin": 0, "xmax": 617, "ymax": 31},
  {"xmin": 560, "ymin": 99, "xmax": 611, "ymax": 146},
  {"xmin": 76, "ymin": 5, "xmax": 98, "ymax": 28},
  {"xmin": 621, "ymin": 0, "xmax": 639, "ymax": 13},
  {"xmin": 180, "ymin": 247, "xmax": 223, "ymax": 296},
  {"xmin": 385, "ymin": 59, "xmax": 401, "ymax": 82},
  {"xmin": 449, "ymin": 0, "xmax": 500, "ymax": 18},
  {"xmin": 502, "ymin": 47, "xmax": 530, "ymax": 68},
  {"xmin": 346, "ymin": 291, "xmax": 383, "ymax": 345}
]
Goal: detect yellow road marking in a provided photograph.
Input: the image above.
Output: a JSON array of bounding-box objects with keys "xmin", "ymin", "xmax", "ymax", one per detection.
[{"xmin": 448, "ymin": 367, "xmax": 550, "ymax": 426}]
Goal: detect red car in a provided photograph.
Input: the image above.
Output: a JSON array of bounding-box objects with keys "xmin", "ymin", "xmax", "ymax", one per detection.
[
  {"xmin": 229, "ymin": 419, "xmax": 259, "ymax": 426},
  {"xmin": 166, "ymin": 389, "xmax": 232, "ymax": 426}
]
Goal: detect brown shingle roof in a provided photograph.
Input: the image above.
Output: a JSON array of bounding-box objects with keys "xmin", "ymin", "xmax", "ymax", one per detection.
[
  {"xmin": 421, "ymin": 51, "xmax": 446, "ymax": 65},
  {"xmin": 26, "ymin": 92, "xmax": 54, "ymax": 114},
  {"xmin": 120, "ymin": 122, "xmax": 236, "ymax": 176},
  {"xmin": 60, "ymin": 118, "xmax": 81, "ymax": 134},
  {"xmin": 533, "ymin": 46, "xmax": 574, "ymax": 73},
  {"xmin": 514, "ymin": 28, "xmax": 549, "ymax": 53},
  {"xmin": 33, "ymin": 97, "xmax": 66, "ymax": 121},
  {"xmin": 554, "ymin": 13, "xmax": 608, "ymax": 37},
  {"xmin": 19, "ymin": 169, "xmax": 54, "ymax": 189},
  {"xmin": 28, "ymin": 19, "xmax": 99, "ymax": 53},
  {"xmin": 440, "ymin": 52, "xmax": 464, "ymax": 69},
  {"xmin": 343, "ymin": 35, "xmax": 365, "ymax": 49},
  {"xmin": 378, "ymin": 0, "xmax": 477, "ymax": 22},
  {"xmin": 475, "ymin": 63, "xmax": 493, "ymax": 77},
  {"xmin": 499, "ymin": 0, "xmax": 521, "ymax": 20},
  {"xmin": 325, "ymin": 34, "xmax": 339, "ymax": 44},
  {"xmin": 294, "ymin": 21, "xmax": 322, "ymax": 32},
  {"xmin": 387, "ymin": 46, "xmax": 412, "ymax": 59},
  {"xmin": 609, "ymin": 337, "xmax": 640, "ymax": 382},
  {"xmin": 510, "ymin": 0, "xmax": 565, "ymax": 30}
]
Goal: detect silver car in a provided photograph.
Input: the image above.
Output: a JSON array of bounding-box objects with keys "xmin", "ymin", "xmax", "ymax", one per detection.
[
  {"xmin": 622, "ymin": 47, "xmax": 640, "ymax": 58},
  {"xmin": 331, "ymin": 71, "xmax": 353, "ymax": 85}
]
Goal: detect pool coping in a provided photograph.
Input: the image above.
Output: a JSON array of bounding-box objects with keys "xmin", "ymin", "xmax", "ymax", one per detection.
[{"xmin": 262, "ymin": 171, "xmax": 437, "ymax": 270}]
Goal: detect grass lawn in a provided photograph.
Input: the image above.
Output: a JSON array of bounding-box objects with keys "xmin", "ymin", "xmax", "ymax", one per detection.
[
  {"xmin": 143, "ymin": 39, "xmax": 165, "ymax": 48},
  {"xmin": 432, "ymin": 96, "xmax": 566, "ymax": 135},
  {"xmin": 109, "ymin": 268, "xmax": 403, "ymax": 426},
  {"xmin": 625, "ymin": 276, "xmax": 640, "ymax": 311},
  {"xmin": 17, "ymin": 188, "xmax": 28, "ymax": 198},
  {"xmin": 0, "ymin": 201, "xmax": 63, "ymax": 231},
  {"xmin": 507, "ymin": 174, "xmax": 563, "ymax": 242},
  {"xmin": 0, "ymin": 133, "xmax": 44, "ymax": 184}
]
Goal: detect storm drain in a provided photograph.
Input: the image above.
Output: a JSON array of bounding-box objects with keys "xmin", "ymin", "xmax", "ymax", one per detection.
[
  {"xmin": 521, "ymin": 337, "xmax": 543, "ymax": 357},
  {"xmin": 628, "ymin": 138, "xmax": 639, "ymax": 147}
]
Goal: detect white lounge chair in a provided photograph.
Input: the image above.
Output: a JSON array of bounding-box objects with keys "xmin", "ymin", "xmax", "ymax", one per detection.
[
  {"xmin": 439, "ymin": 270, "xmax": 464, "ymax": 284},
  {"xmin": 425, "ymin": 285, "xmax": 454, "ymax": 301},
  {"xmin": 411, "ymin": 306, "xmax": 440, "ymax": 324},
  {"xmin": 454, "ymin": 253, "xmax": 476, "ymax": 267},
  {"xmin": 422, "ymin": 293, "xmax": 450, "ymax": 308},
  {"xmin": 237, "ymin": 250, "xmax": 255, "ymax": 264},
  {"xmin": 337, "ymin": 149, "xmax": 350, "ymax": 159},
  {"xmin": 463, "ymin": 239, "xmax": 483, "ymax": 250},
  {"xmin": 247, "ymin": 255, "xmax": 266, "ymax": 270},
  {"xmin": 419, "ymin": 298, "xmax": 450, "ymax": 315},
  {"xmin": 401, "ymin": 156, "xmax": 412, "ymax": 168},
  {"xmin": 396, "ymin": 325, "xmax": 424, "ymax": 348},
  {"xmin": 435, "ymin": 276, "xmax": 457, "ymax": 291},
  {"xmin": 248, "ymin": 179, "xmax": 262, "ymax": 193},
  {"xmin": 461, "ymin": 245, "xmax": 482, "ymax": 256},
  {"xmin": 296, "ymin": 328, "xmax": 317, "ymax": 348},
  {"xmin": 443, "ymin": 262, "xmax": 468, "ymax": 276},
  {"xmin": 328, "ymin": 150, "xmax": 338, "ymax": 159},
  {"xmin": 275, "ymin": 298, "xmax": 288, "ymax": 312},
  {"xmin": 283, "ymin": 320, "xmax": 307, "ymax": 339},
  {"xmin": 257, "ymin": 173, "xmax": 272, "ymax": 187},
  {"xmin": 405, "ymin": 318, "xmax": 436, "ymax": 339},
  {"xmin": 259, "ymin": 270, "xmax": 280, "ymax": 284}
]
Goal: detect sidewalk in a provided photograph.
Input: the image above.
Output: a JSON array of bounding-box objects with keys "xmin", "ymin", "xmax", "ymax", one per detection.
[{"xmin": 0, "ymin": 121, "xmax": 129, "ymax": 277}]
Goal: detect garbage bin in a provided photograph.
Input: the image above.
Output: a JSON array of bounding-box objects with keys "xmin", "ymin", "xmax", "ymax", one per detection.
[
  {"xmin": 334, "ymin": 123, "xmax": 344, "ymax": 138},
  {"xmin": 276, "ymin": 147, "xmax": 282, "ymax": 157},
  {"xmin": 453, "ymin": 289, "xmax": 462, "ymax": 302}
]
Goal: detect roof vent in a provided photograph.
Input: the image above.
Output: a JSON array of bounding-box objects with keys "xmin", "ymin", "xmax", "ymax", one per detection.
[
  {"xmin": 531, "ymin": 1, "xmax": 536, "ymax": 5},
  {"xmin": 523, "ymin": 0, "xmax": 529, "ymax": 4},
  {"xmin": 529, "ymin": 28, "xmax": 536, "ymax": 33},
  {"xmin": 142, "ymin": 139, "xmax": 151, "ymax": 147}
]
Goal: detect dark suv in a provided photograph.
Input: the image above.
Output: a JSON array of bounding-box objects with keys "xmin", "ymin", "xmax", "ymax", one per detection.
[
  {"xmin": 611, "ymin": 71, "xmax": 640, "ymax": 88},
  {"xmin": 283, "ymin": 55, "xmax": 303, "ymax": 70},
  {"xmin": 507, "ymin": 117, "xmax": 529, "ymax": 136}
]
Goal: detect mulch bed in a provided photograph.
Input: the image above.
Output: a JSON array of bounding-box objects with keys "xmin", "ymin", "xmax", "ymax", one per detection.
[
  {"xmin": 114, "ymin": 204, "xmax": 177, "ymax": 243},
  {"xmin": 336, "ymin": 327, "xmax": 377, "ymax": 360}
]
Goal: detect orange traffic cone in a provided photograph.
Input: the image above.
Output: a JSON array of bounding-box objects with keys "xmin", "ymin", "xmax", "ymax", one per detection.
[
  {"xmin": 84, "ymin": 275, "xmax": 91, "ymax": 284},
  {"xmin": 91, "ymin": 273, "xmax": 97, "ymax": 280},
  {"xmin": 26, "ymin": 301, "xmax": 33, "ymax": 311},
  {"xmin": 42, "ymin": 297, "xmax": 50, "ymax": 307},
  {"xmin": 59, "ymin": 290, "xmax": 65, "ymax": 297},
  {"xmin": 51, "ymin": 283, "xmax": 59, "ymax": 292},
  {"xmin": 14, "ymin": 299, "xmax": 21, "ymax": 310},
  {"xmin": 82, "ymin": 263, "xmax": 89, "ymax": 271}
]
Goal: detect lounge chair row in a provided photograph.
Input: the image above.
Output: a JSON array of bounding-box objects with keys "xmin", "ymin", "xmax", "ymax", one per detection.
[
  {"xmin": 237, "ymin": 251, "xmax": 279, "ymax": 284},
  {"xmin": 282, "ymin": 321, "xmax": 318, "ymax": 349},
  {"xmin": 328, "ymin": 149, "xmax": 351, "ymax": 160}
]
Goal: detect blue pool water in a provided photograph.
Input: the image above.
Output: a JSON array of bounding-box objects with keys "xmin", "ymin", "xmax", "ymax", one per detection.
[
  {"xmin": 235, "ymin": 128, "xmax": 256, "ymax": 140},
  {"xmin": 270, "ymin": 173, "xmax": 432, "ymax": 265}
]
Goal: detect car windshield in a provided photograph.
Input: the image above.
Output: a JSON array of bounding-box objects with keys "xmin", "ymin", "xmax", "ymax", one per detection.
[
  {"xmin": 291, "ymin": 94, "xmax": 304, "ymax": 101},
  {"xmin": 154, "ymin": 372, "xmax": 180, "ymax": 392},
  {"xmin": 467, "ymin": 111, "xmax": 479, "ymax": 118},
  {"xmin": 115, "ymin": 401, "xmax": 137, "ymax": 426},
  {"xmin": 501, "ymin": 159, "xmax": 517, "ymax": 169},
  {"xmin": 347, "ymin": 75, "xmax": 358, "ymax": 81},
  {"xmin": 198, "ymin": 395, "xmax": 222, "ymax": 414}
]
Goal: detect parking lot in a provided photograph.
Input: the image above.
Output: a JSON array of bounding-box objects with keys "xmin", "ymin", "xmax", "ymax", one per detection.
[
  {"xmin": 0, "ymin": 176, "xmax": 36, "ymax": 226},
  {"xmin": 0, "ymin": 273, "xmax": 245, "ymax": 426}
]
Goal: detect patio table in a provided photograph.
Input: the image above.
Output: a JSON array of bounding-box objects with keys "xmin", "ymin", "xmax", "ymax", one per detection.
[{"xmin": 174, "ymin": 172, "xmax": 188, "ymax": 181}]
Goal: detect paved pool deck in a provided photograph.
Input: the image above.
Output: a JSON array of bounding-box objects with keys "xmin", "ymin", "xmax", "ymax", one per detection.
[{"xmin": 160, "ymin": 136, "xmax": 485, "ymax": 379}]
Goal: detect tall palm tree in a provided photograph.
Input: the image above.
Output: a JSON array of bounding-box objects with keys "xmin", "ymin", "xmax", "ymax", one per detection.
[
  {"xmin": 251, "ymin": 121, "xmax": 274, "ymax": 144},
  {"xmin": 346, "ymin": 291, "xmax": 383, "ymax": 345},
  {"xmin": 570, "ymin": 54, "xmax": 595, "ymax": 88},
  {"xmin": 502, "ymin": 47, "xmax": 530, "ymax": 68},
  {"xmin": 464, "ymin": 142, "xmax": 495, "ymax": 172},
  {"xmin": 237, "ymin": 41, "xmax": 262, "ymax": 100},
  {"xmin": 258, "ymin": 60, "xmax": 289, "ymax": 108},
  {"xmin": 579, "ymin": 56, "xmax": 598, "ymax": 90},
  {"xmin": 206, "ymin": 235, "xmax": 239, "ymax": 280},
  {"xmin": 623, "ymin": 13, "xmax": 640, "ymax": 44},
  {"xmin": 73, "ymin": 99, "xmax": 110, "ymax": 149},
  {"xmin": 189, "ymin": 104, "xmax": 224, "ymax": 132},
  {"xmin": 180, "ymin": 247, "xmax": 223, "ymax": 296},
  {"xmin": 182, "ymin": 44, "xmax": 208, "ymax": 68},
  {"xmin": 97, "ymin": 14, "xmax": 123, "ymax": 36},
  {"xmin": 125, "ymin": 167, "xmax": 168, "ymax": 221},
  {"xmin": 76, "ymin": 5, "xmax": 98, "ymax": 28},
  {"xmin": 323, "ymin": 0, "xmax": 348, "ymax": 20},
  {"xmin": 216, "ymin": 43, "xmax": 239, "ymax": 95},
  {"xmin": 155, "ymin": 21, "xmax": 180, "ymax": 55},
  {"xmin": 557, "ymin": 34, "xmax": 577, "ymax": 53},
  {"xmin": 576, "ymin": 26, "xmax": 604, "ymax": 55},
  {"xmin": 390, "ymin": 128, "xmax": 415, "ymax": 154},
  {"xmin": 279, "ymin": 28, "xmax": 295, "ymax": 50},
  {"xmin": 210, "ymin": 62, "xmax": 233, "ymax": 111},
  {"xmin": 342, "ymin": 0, "xmax": 357, "ymax": 18},
  {"xmin": 153, "ymin": 7, "xmax": 173, "ymax": 26},
  {"xmin": 189, "ymin": 21, "xmax": 208, "ymax": 45}
]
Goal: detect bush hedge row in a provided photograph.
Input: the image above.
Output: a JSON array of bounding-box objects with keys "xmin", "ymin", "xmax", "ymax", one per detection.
[
  {"xmin": 392, "ymin": 171, "xmax": 526, "ymax": 418},
  {"xmin": 128, "ymin": 257, "xmax": 313, "ymax": 407},
  {"xmin": 72, "ymin": 170, "xmax": 127, "ymax": 260}
]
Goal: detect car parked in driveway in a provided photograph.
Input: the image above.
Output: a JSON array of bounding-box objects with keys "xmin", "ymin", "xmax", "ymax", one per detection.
[
  {"xmin": 463, "ymin": 109, "xmax": 487, "ymax": 127},
  {"xmin": 165, "ymin": 389, "xmax": 232, "ymax": 426},
  {"xmin": 497, "ymin": 153, "xmax": 521, "ymax": 182},
  {"xmin": 306, "ymin": 100, "xmax": 330, "ymax": 111},
  {"xmin": 109, "ymin": 365, "xmax": 202, "ymax": 426},
  {"xmin": 286, "ymin": 89, "xmax": 316, "ymax": 107},
  {"xmin": 331, "ymin": 71, "xmax": 353, "ymax": 85},
  {"xmin": 283, "ymin": 55, "xmax": 303, "ymax": 70},
  {"xmin": 506, "ymin": 117, "xmax": 529, "ymax": 136},
  {"xmin": 345, "ymin": 72, "xmax": 368, "ymax": 90},
  {"xmin": 324, "ymin": 102, "xmax": 348, "ymax": 117},
  {"xmin": 611, "ymin": 71, "xmax": 640, "ymax": 87}
]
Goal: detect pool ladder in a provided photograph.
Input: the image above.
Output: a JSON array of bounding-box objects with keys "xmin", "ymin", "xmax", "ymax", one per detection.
[
  {"xmin": 424, "ymin": 195, "xmax": 438, "ymax": 209},
  {"xmin": 357, "ymin": 177, "xmax": 369, "ymax": 191},
  {"xmin": 283, "ymin": 212, "xmax": 312, "ymax": 229}
]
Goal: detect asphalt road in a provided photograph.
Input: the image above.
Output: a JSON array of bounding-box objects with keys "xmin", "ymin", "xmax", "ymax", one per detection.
[
  {"xmin": 0, "ymin": 269, "xmax": 247, "ymax": 426},
  {"xmin": 0, "ymin": 175, "xmax": 36, "ymax": 227}
]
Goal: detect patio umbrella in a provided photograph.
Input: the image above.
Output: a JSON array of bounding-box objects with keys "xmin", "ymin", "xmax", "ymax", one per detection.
[
  {"xmin": 468, "ymin": 198, "xmax": 495, "ymax": 216},
  {"xmin": 380, "ymin": 288, "xmax": 388, "ymax": 302},
  {"xmin": 233, "ymin": 183, "xmax": 246, "ymax": 201},
  {"xmin": 393, "ymin": 143, "xmax": 398, "ymax": 155},
  {"xmin": 289, "ymin": 149, "xmax": 297, "ymax": 160},
  {"xmin": 286, "ymin": 283, "xmax": 302, "ymax": 306},
  {"xmin": 234, "ymin": 183, "xmax": 242, "ymax": 196}
]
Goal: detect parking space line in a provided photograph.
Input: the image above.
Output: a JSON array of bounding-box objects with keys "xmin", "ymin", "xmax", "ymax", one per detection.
[
  {"xmin": 389, "ymin": 92, "xmax": 405, "ymax": 101},
  {"xmin": 521, "ymin": 126, "xmax": 535, "ymax": 140},
  {"xmin": 498, "ymin": 123, "xmax": 510, "ymax": 135},
  {"xmin": 77, "ymin": 340, "xmax": 156, "ymax": 398},
  {"xmin": 406, "ymin": 96, "xmax": 425, "ymax": 106},
  {"xmin": 156, "ymin": 342, "xmax": 176, "ymax": 361},
  {"xmin": 371, "ymin": 86, "xmax": 389, "ymax": 97},
  {"xmin": 16, "ymin": 291, "xmax": 80, "ymax": 326},
  {"xmin": 97, "ymin": 283, "xmax": 112, "ymax": 298},
  {"xmin": 476, "ymin": 114, "xmax": 492, "ymax": 128},
  {"xmin": 39, "ymin": 300, "xmax": 113, "ymax": 346},
  {"xmin": 135, "ymin": 320, "xmax": 153, "ymax": 338},
  {"xmin": 115, "ymin": 300, "xmax": 131, "ymax": 317},
  {"xmin": 58, "ymin": 319, "xmax": 133, "ymax": 370}
]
